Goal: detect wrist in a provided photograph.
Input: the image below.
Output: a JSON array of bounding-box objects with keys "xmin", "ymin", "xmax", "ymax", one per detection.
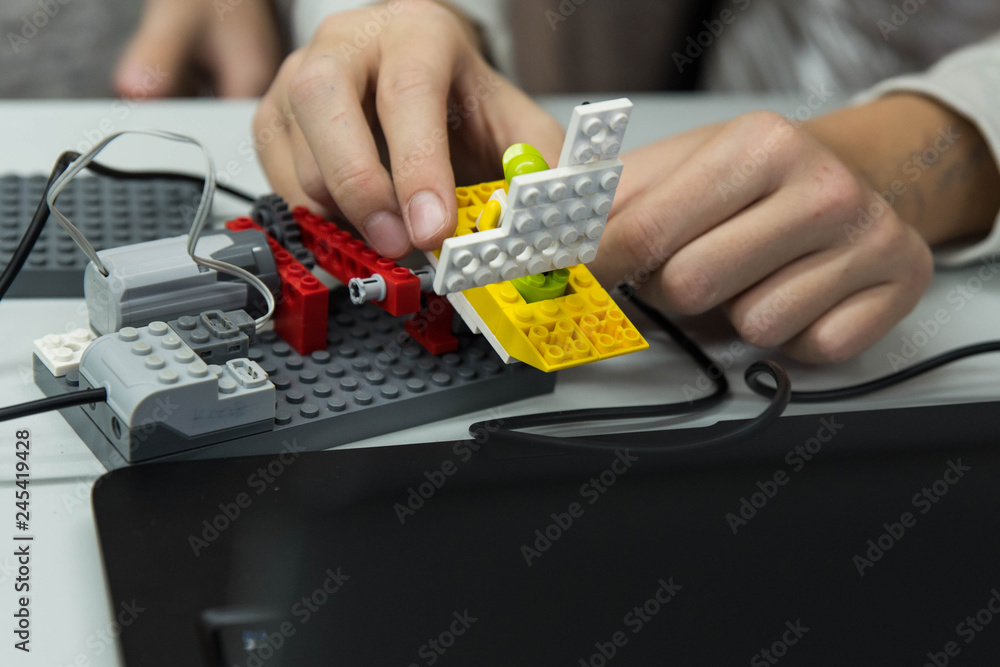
[{"xmin": 803, "ymin": 93, "xmax": 1000, "ymax": 245}]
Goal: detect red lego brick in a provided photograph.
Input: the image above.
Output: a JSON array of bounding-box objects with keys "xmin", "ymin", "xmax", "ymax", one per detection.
[
  {"xmin": 292, "ymin": 207, "xmax": 421, "ymax": 316},
  {"xmin": 226, "ymin": 217, "xmax": 329, "ymax": 355},
  {"xmin": 405, "ymin": 293, "xmax": 458, "ymax": 356}
]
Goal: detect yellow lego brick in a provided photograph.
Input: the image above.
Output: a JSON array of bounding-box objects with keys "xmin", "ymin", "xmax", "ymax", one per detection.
[
  {"xmin": 463, "ymin": 264, "xmax": 648, "ymax": 372},
  {"xmin": 455, "ymin": 180, "xmax": 506, "ymax": 234},
  {"xmin": 442, "ymin": 182, "xmax": 647, "ymax": 372},
  {"xmin": 434, "ymin": 180, "xmax": 508, "ymax": 258}
]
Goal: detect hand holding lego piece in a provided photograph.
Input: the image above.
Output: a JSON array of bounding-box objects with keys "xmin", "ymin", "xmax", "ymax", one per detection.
[{"xmin": 254, "ymin": 0, "xmax": 563, "ymax": 259}]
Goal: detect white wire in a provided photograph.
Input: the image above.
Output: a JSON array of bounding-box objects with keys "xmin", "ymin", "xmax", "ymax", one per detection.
[{"xmin": 45, "ymin": 130, "xmax": 275, "ymax": 330}]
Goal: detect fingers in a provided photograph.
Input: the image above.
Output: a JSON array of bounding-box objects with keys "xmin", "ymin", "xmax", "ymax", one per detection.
[
  {"xmin": 653, "ymin": 164, "xmax": 860, "ymax": 313},
  {"xmin": 114, "ymin": 0, "xmax": 201, "ymax": 98},
  {"xmin": 725, "ymin": 245, "xmax": 889, "ymax": 350},
  {"xmin": 595, "ymin": 112, "xmax": 795, "ymax": 289},
  {"xmin": 611, "ymin": 123, "xmax": 723, "ymax": 207},
  {"xmin": 782, "ymin": 280, "xmax": 926, "ymax": 364},
  {"xmin": 376, "ymin": 23, "xmax": 462, "ymax": 250},
  {"xmin": 253, "ymin": 95, "xmax": 329, "ymax": 212},
  {"xmin": 202, "ymin": 0, "xmax": 282, "ymax": 98},
  {"xmin": 726, "ymin": 221, "xmax": 933, "ymax": 362},
  {"xmin": 287, "ymin": 49, "xmax": 411, "ymax": 258}
]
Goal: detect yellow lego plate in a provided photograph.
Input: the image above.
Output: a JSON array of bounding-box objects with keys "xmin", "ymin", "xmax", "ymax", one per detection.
[{"xmin": 439, "ymin": 181, "xmax": 648, "ymax": 372}]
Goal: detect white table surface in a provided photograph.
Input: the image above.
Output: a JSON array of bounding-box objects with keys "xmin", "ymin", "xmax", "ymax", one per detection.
[{"xmin": 1, "ymin": 94, "xmax": 999, "ymax": 666}]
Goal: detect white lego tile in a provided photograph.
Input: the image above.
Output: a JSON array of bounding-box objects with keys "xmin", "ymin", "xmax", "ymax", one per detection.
[
  {"xmin": 433, "ymin": 159, "xmax": 622, "ymax": 294},
  {"xmin": 32, "ymin": 328, "xmax": 96, "ymax": 377},
  {"xmin": 558, "ymin": 98, "xmax": 633, "ymax": 168}
]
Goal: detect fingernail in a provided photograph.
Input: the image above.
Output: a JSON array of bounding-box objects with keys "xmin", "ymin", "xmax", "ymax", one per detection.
[
  {"xmin": 407, "ymin": 190, "xmax": 447, "ymax": 245},
  {"xmin": 362, "ymin": 211, "xmax": 410, "ymax": 258}
]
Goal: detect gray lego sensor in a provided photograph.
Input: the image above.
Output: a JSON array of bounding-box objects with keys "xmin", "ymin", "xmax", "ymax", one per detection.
[{"xmin": 85, "ymin": 229, "xmax": 279, "ymax": 335}]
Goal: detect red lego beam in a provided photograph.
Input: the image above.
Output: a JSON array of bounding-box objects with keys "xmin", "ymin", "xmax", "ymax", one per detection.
[
  {"xmin": 226, "ymin": 217, "xmax": 329, "ymax": 355},
  {"xmin": 292, "ymin": 207, "xmax": 421, "ymax": 317}
]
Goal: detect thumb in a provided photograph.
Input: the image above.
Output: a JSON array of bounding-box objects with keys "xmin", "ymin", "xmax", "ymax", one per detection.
[{"xmin": 114, "ymin": 4, "xmax": 201, "ymax": 99}]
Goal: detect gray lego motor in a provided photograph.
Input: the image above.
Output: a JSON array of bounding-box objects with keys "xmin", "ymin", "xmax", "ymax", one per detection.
[{"xmin": 85, "ymin": 229, "xmax": 280, "ymax": 335}]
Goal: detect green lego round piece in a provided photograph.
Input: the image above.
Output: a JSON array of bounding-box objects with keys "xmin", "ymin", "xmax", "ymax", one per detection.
[
  {"xmin": 512, "ymin": 269, "xmax": 572, "ymax": 303},
  {"xmin": 502, "ymin": 143, "xmax": 550, "ymax": 184}
]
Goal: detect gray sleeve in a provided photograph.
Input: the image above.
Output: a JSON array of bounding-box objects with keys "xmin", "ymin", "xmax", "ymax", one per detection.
[{"xmin": 853, "ymin": 32, "xmax": 1000, "ymax": 267}]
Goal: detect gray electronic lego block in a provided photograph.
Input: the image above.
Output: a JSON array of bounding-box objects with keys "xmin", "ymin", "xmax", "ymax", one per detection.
[
  {"xmin": 35, "ymin": 287, "xmax": 558, "ymax": 469},
  {"xmin": 85, "ymin": 229, "xmax": 279, "ymax": 335},
  {"xmin": 166, "ymin": 309, "xmax": 256, "ymax": 364},
  {"xmin": 0, "ymin": 174, "xmax": 204, "ymax": 297},
  {"xmin": 76, "ymin": 321, "xmax": 276, "ymax": 461}
]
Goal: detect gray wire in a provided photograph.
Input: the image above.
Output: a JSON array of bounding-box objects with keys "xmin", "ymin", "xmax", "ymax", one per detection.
[{"xmin": 45, "ymin": 130, "xmax": 275, "ymax": 330}]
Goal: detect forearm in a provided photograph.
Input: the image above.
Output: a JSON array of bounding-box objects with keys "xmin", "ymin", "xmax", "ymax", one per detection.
[{"xmin": 804, "ymin": 93, "xmax": 1000, "ymax": 246}]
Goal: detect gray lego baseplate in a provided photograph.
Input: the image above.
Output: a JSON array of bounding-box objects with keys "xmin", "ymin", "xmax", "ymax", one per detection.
[
  {"xmin": 35, "ymin": 287, "xmax": 557, "ymax": 469},
  {"xmin": 0, "ymin": 174, "xmax": 203, "ymax": 297}
]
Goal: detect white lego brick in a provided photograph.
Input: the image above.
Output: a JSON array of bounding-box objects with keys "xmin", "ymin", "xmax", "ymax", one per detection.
[
  {"xmin": 558, "ymin": 98, "xmax": 633, "ymax": 167},
  {"xmin": 446, "ymin": 292, "xmax": 514, "ymax": 364},
  {"xmin": 445, "ymin": 291, "xmax": 483, "ymax": 335},
  {"xmin": 433, "ymin": 159, "xmax": 622, "ymax": 294},
  {"xmin": 33, "ymin": 328, "xmax": 96, "ymax": 377}
]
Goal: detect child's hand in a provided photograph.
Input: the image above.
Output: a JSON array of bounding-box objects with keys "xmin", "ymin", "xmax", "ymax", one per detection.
[
  {"xmin": 254, "ymin": 0, "xmax": 564, "ymax": 258},
  {"xmin": 592, "ymin": 110, "xmax": 937, "ymax": 364}
]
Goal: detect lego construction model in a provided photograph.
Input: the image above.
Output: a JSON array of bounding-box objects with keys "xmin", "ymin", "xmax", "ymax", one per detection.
[{"xmin": 17, "ymin": 99, "xmax": 648, "ymax": 468}]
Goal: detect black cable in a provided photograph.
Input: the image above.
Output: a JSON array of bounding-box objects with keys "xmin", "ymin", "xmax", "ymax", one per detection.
[
  {"xmin": 82, "ymin": 161, "xmax": 257, "ymax": 202},
  {"xmin": 0, "ymin": 151, "xmax": 79, "ymax": 301},
  {"xmin": 469, "ymin": 293, "xmax": 792, "ymax": 453},
  {"xmin": 0, "ymin": 154, "xmax": 260, "ymax": 303},
  {"xmin": 0, "ymin": 388, "xmax": 107, "ymax": 423},
  {"xmin": 747, "ymin": 340, "xmax": 1000, "ymax": 403}
]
